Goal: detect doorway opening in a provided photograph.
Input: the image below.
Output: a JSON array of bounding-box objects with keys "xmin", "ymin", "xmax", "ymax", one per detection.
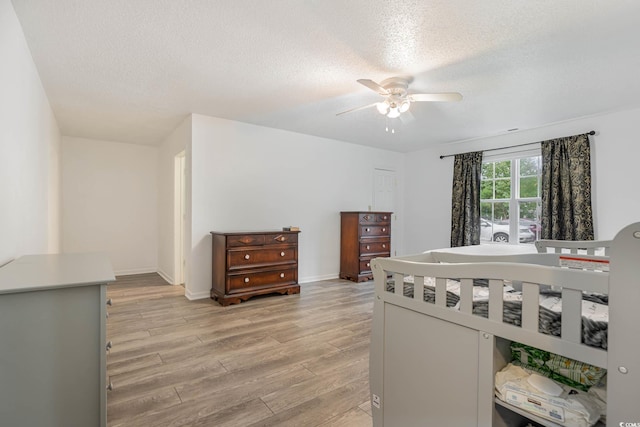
[{"xmin": 174, "ymin": 151, "xmax": 186, "ymax": 286}]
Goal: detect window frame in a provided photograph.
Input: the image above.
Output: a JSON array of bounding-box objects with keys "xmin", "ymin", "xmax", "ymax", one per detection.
[{"xmin": 480, "ymin": 147, "xmax": 542, "ymax": 244}]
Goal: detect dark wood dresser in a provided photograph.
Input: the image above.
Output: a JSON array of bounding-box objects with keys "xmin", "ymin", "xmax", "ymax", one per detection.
[
  {"xmin": 340, "ymin": 211, "xmax": 392, "ymax": 282},
  {"xmin": 211, "ymin": 230, "xmax": 300, "ymax": 305}
]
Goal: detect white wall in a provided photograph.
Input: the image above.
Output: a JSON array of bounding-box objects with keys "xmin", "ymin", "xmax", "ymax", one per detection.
[
  {"xmin": 61, "ymin": 137, "xmax": 158, "ymax": 275},
  {"xmin": 157, "ymin": 115, "xmax": 191, "ymax": 284},
  {"xmin": 0, "ymin": 0, "xmax": 61, "ymax": 265},
  {"xmin": 404, "ymin": 107, "xmax": 640, "ymax": 254},
  {"xmin": 187, "ymin": 114, "xmax": 404, "ymax": 299}
]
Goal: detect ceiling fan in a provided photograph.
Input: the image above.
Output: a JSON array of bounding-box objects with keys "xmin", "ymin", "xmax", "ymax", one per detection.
[{"xmin": 337, "ymin": 76, "xmax": 462, "ymax": 118}]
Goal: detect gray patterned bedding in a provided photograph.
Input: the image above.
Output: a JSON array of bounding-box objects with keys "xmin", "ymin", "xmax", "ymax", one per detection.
[{"xmin": 385, "ymin": 278, "xmax": 608, "ymax": 349}]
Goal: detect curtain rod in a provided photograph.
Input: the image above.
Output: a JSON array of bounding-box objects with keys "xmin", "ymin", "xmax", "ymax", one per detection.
[{"xmin": 439, "ymin": 130, "xmax": 596, "ymax": 159}]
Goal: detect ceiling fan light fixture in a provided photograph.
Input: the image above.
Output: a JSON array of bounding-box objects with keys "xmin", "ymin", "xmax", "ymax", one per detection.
[
  {"xmin": 376, "ymin": 101, "xmax": 390, "ymax": 115},
  {"xmin": 387, "ymin": 107, "xmax": 401, "ymax": 118},
  {"xmin": 399, "ymin": 99, "xmax": 410, "ymax": 113}
]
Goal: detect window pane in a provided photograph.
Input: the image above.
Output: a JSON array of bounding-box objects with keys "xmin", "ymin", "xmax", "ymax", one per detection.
[
  {"xmin": 495, "ymin": 179, "xmax": 511, "ymax": 199},
  {"xmin": 493, "ymin": 202, "xmax": 509, "ymax": 222},
  {"xmin": 480, "ymin": 202, "xmax": 493, "ymax": 220},
  {"xmin": 520, "ymin": 176, "xmax": 538, "ymax": 198},
  {"xmin": 482, "ymin": 163, "xmax": 494, "ymax": 180},
  {"xmin": 481, "ymin": 180, "xmax": 494, "ymax": 199},
  {"xmin": 494, "ymin": 161, "xmax": 511, "ymax": 178},
  {"xmin": 519, "ymin": 157, "xmax": 539, "ymax": 176},
  {"xmin": 519, "ymin": 201, "xmax": 541, "ymax": 242}
]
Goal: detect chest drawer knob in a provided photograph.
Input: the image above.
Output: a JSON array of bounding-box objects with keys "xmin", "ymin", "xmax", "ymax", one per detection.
[
  {"xmin": 279, "ymin": 236, "xmax": 286, "ymax": 241},
  {"xmin": 366, "ymin": 245, "xmax": 370, "ymax": 250},
  {"xmin": 280, "ymin": 273, "xmax": 285, "ymax": 278},
  {"xmin": 107, "ymin": 382, "xmax": 114, "ymax": 391},
  {"xmin": 382, "ymin": 243, "xmax": 386, "ymax": 249},
  {"xmin": 280, "ymin": 251, "xmax": 285, "ymax": 257},
  {"xmin": 106, "ymin": 298, "xmax": 113, "ymax": 306},
  {"xmin": 365, "ymin": 228, "xmax": 371, "ymax": 232},
  {"xmin": 244, "ymin": 254, "xmax": 250, "ymax": 260},
  {"xmin": 383, "ymin": 215, "xmax": 388, "ymax": 220},
  {"xmin": 106, "ymin": 341, "xmax": 113, "ymax": 352},
  {"xmin": 244, "ymin": 277, "xmax": 250, "ymax": 283},
  {"xmin": 382, "ymin": 228, "xmax": 386, "ymax": 232},
  {"xmin": 366, "ymin": 262, "xmax": 370, "ymax": 267}
]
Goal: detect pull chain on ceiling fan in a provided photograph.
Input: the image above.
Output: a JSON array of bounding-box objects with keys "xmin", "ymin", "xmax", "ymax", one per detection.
[{"xmin": 337, "ymin": 76, "xmax": 462, "ymax": 118}]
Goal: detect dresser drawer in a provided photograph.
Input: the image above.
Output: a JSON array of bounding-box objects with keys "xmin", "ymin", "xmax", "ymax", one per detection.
[
  {"xmin": 359, "ymin": 212, "xmax": 391, "ymax": 224},
  {"xmin": 265, "ymin": 233, "xmax": 298, "ymax": 245},
  {"xmin": 360, "ymin": 225, "xmax": 390, "ymax": 237},
  {"xmin": 227, "ymin": 247, "xmax": 297, "ymax": 269},
  {"xmin": 359, "ymin": 258, "xmax": 373, "ymax": 273},
  {"xmin": 228, "ymin": 267, "xmax": 297, "ymax": 292},
  {"xmin": 360, "ymin": 240, "xmax": 390, "ymax": 255},
  {"xmin": 227, "ymin": 234, "xmax": 265, "ymax": 247}
]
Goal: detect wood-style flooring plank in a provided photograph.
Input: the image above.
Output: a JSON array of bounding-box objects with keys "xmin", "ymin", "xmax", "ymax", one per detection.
[{"xmin": 106, "ymin": 273, "xmax": 373, "ymax": 427}]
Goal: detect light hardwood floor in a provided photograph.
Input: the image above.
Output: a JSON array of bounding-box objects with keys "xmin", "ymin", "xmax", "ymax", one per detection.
[{"xmin": 107, "ymin": 274, "xmax": 374, "ymax": 427}]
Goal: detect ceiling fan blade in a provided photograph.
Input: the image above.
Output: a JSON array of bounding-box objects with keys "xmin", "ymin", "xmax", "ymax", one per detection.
[
  {"xmin": 357, "ymin": 79, "xmax": 389, "ymax": 95},
  {"xmin": 410, "ymin": 92, "xmax": 463, "ymax": 102},
  {"xmin": 399, "ymin": 110, "xmax": 415, "ymax": 124},
  {"xmin": 336, "ymin": 102, "xmax": 378, "ymax": 116}
]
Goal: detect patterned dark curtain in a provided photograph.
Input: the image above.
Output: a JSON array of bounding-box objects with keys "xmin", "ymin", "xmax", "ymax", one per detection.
[
  {"xmin": 450, "ymin": 151, "xmax": 483, "ymax": 247},
  {"xmin": 540, "ymin": 133, "xmax": 594, "ymax": 240}
]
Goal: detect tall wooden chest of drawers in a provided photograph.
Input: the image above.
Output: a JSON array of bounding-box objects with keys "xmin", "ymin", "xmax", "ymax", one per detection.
[
  {"xmin": 211, "ymin": 230, "xmax": 301, "ymax": 305},
  {"xmin": 340, "ymin": 211, "xmax": 392, "ymax": 282}
]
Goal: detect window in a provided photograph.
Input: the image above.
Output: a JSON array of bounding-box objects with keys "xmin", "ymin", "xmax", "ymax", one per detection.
[{"xmin": 480, "ymin": 151, "xmax": 542, "ymax": 244}]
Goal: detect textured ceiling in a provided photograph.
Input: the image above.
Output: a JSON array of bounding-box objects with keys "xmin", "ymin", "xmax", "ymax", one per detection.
[{"xmin": 11, "ymin": 0, "xmax": 640, "ymax": 152}]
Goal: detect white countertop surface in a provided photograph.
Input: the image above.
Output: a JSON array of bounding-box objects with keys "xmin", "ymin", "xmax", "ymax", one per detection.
[{"xmin": 0, "ymin": 253, "xmax": 115, "ymax": 295}]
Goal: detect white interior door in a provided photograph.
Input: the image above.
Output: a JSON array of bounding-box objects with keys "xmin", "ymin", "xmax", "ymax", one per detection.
[{"xmin": 373, "ymin": 168, "xmax": 397, "ymax": 255}]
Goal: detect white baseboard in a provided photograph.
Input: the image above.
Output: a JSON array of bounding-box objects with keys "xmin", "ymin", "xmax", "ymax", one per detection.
[
  {"xmin": 299, "ymin": 273, "xmax": 339, "ymax": 283},
  {"xmin": 184, "ymin": 288, "xmax": 210, "ymax": 300},
  {"xmin": 114, "ymin": 267, "xmax": 157, "ymax": 276},
  {"xmin": 157, "ymin": 269, "xmax": 175, "ymax": 285}
]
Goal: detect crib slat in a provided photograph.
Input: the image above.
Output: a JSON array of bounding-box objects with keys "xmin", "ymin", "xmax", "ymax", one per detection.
[
  {"xmin": 561, "ymin": 288, "xmax": 582, "ymax": 344},
  {"xmin": 414, "ymin": 275, "xmax": 425, "ymax": 301},
  {"xmin": 488, "ymin": 280, "xmax": 503, "ymax": 322},
  {"xmin": 521, "ymin": 282, "xmax": 540, "ymax": 331},
  {"xmin": 394, "ymin": 273, "xmax": 404, "ymax": 296},
  {"xmin": 435, "ymin": 278, "xmax": 446, "ymax": 307},
  {"xmin": 459, "ymin": 278, "xmax": 473, "ymax": 314}
]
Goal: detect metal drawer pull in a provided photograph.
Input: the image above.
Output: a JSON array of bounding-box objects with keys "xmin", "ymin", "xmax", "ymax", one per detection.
[
  {"xmin": 107, "ymin": 382, "xmax": 114, "ymax": 391},
  {"xmin": 244, "ymin": 254, "xmax": 250, "ymax": 260},
  {"xmin": 280, "ymin": 251, "xmax": 285, "ymax": 257},
  {"xmin": 244, "ymin": 277, "xmax": 250, "ymax": 283},
  {"xmin": 280, "ymin": 273, "xmax": 285, "ymax": 278},
  {"xmin": 106, "ymin": 298, "xmax": 113, "ymax": 306},
  {"xmin": 106, "ymin": 341, "xmax": 113, "ymax": 351}
]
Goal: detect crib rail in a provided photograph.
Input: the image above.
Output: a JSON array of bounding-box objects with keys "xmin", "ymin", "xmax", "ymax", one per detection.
[
  {"xmin": 535, "ymin": 239, "xmax": 612, "ymax": 256},
  {"xmin": 372, "ymin": 257, "xmax": 609, "ymax": 368}
]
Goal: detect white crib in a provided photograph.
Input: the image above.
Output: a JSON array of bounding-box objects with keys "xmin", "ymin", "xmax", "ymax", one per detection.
[{"xmin": 369, "ymin": 222, "xmax": 640, "ymax": 426}]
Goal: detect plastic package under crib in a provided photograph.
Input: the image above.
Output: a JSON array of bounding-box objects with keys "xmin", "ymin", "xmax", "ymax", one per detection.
[{"xmin": 495, "ymin": 364, "xmax": 602, "ymax": 427}]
